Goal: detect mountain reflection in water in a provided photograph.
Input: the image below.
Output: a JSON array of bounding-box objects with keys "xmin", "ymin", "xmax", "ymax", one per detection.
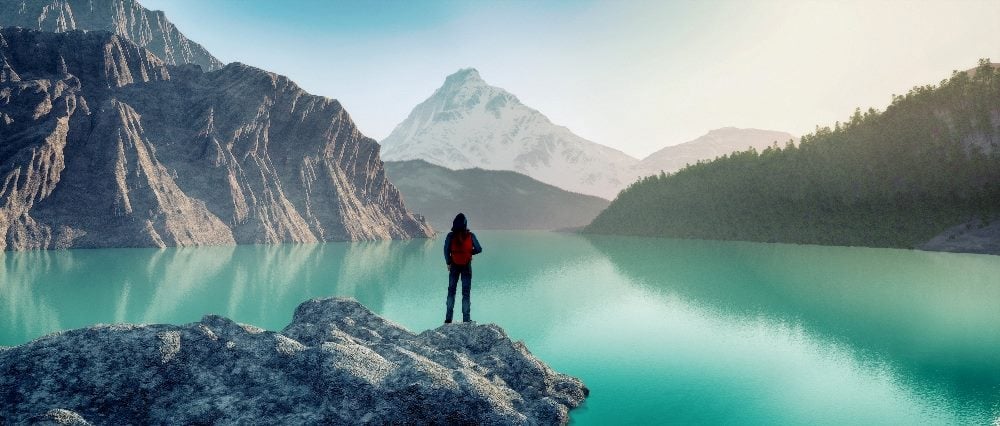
[{"xmin": 2, "ymin": 232, "xmax": 998, "ymax": 424}]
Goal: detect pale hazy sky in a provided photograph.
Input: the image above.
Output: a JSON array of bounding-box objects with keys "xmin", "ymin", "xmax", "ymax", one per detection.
[{"xmin": 142, "ymin": 0, "xmax": 1000, "ymax": 158}]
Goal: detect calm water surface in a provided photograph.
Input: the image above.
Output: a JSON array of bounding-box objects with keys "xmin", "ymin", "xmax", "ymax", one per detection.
[{"xmin": 2, "ymin": 231, "xmax": 999, "ymax": 424}]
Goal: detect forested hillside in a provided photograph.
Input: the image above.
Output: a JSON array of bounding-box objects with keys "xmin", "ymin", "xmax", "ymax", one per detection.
[{"xmin": 586, "ymin": 60, "xmax": 1000, "ymax": 250}]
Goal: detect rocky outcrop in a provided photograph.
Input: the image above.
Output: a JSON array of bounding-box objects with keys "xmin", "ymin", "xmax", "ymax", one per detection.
[
  {"xmin": 0, "ymin": 0, "xmax": 223, "ymax": 71},
  {"xmin": 0, "ymin": 297, "xmax": 589, "ymax": 424},
  {"xmin": 0, "ymin": 28, "xmax": 432, "ymax": 250}
]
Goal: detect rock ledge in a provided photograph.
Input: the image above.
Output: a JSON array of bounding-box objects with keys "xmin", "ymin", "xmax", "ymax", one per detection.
[{"xmin": 0, "ymin": 298, "xmax": 588, "ymax": 425}]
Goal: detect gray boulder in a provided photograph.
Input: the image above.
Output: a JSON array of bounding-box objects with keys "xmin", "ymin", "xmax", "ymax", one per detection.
[{"xmin": 0, "ymin": 297, "xmax": 589, "ymax": 425}]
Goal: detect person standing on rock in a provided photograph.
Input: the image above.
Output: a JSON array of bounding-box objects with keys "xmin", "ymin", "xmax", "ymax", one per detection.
[{"xmin": 444, "ymin": 213, "xmax": 482, "ymax": 323}]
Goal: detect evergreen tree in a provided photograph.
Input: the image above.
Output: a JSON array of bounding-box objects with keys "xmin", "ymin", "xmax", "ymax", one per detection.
[{"xmin": 586, "ymin": 60, "xmax": 1000, "ymax": 249}]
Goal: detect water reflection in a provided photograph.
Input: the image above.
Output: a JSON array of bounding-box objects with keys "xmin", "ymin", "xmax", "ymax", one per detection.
[
  {"xmin": 0, "ymin": 251, "xmax": 65, "ymax": 341},
  {"xmin": 0, "ymin": 239, "xmax": 430, "ymax": 339},
  {"xmin": 583, "ymin": 234, "xmax": 1000, "ymax": 421},
  {"xmin": 2, "ymin": 232, "xmax": 999, "ymax": 423},
  {"xmin": 332, "ymin": 238, "xmax": 433, "ymax": 313}
]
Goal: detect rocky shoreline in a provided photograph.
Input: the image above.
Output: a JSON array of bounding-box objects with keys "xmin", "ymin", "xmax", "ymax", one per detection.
[
  {"xmin": 0, "ymin": 298, "xmax": 588, "ymax": 424},
  {"xmin": 919, "ymin": 219, "xmax": 1000, "ymax": 256}
]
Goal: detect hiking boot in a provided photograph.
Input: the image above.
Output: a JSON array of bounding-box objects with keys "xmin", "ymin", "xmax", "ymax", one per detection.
[{"xmin": 444, "ymin": 319, "xmax": 452, "ymax": 324}]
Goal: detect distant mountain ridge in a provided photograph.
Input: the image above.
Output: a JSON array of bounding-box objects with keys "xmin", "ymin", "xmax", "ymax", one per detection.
[
  {"xmin": 384, "ymin": 160, "xmax": 609, "ymax": 231},
  {"xmin": 381, "ymin": 68, "xmax": 795, "ymax": 200},
  {"xmin": 0, "ymin": 27, "xmax": 431, "ymax": 250},
  {"xmin": 380, "ymin": 68, "xmax": 639, "ymax": 199},
  {"xmin": 637, "ymin": 127, "xmax": 796, "ymax": 176},
  {"xmin": 0, "ymin": 0, "xmax": 223, "ymax": 71}
]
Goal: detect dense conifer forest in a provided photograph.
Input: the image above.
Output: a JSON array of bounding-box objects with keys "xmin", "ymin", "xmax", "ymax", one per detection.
[{"xmin": 586, "ymin": 60, "xmax": 1000, "ymax": 249}]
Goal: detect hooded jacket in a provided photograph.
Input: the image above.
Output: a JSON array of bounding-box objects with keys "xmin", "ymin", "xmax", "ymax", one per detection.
[{"xmin": 444, "ymin": 214, "xmax": 482, "ymax": 265}]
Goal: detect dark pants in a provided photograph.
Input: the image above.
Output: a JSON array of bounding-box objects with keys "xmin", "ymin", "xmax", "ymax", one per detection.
[{"xmin": 446, "ymin": 264, "xmax": 472, "ymax": 322}]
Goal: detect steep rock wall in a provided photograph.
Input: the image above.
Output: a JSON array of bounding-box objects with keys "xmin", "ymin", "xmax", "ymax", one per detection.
[{"xmin": 0, "ymin": 28, "xmax": 431, "ymax": 250}]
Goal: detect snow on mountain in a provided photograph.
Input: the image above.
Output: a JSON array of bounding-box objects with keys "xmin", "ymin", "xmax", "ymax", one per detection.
[
  {"xmin": 636, "ymin": 127, "xmax": 796, "ymax": 176},
  {"xmin": 380, "ymin": 69, "xmax": 797, "ymax": 199},
  {"xmin": 380, "ymin": 68, "xmax": 639, "ymax": 200}
]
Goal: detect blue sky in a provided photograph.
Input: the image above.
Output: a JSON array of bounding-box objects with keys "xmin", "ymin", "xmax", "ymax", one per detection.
[{"xmin": 142, "ymin": 0, "xmax": 1000, "ymax": 158}]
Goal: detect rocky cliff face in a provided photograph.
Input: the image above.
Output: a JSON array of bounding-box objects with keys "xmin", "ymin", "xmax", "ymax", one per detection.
[
  {"xmin": 0, "ymin": 28, "xmax": 431, "ymax": 250},
  {"xmin": 0, "ymin": 0, "xmax": 223, "ymax": 71},
  {"xmin": 380, "ymin": 68, "xmax": 639, "ymax": 200},
  {"xmin": 0, "ymin": 297, "xmax": 589, "ymax": 424}
]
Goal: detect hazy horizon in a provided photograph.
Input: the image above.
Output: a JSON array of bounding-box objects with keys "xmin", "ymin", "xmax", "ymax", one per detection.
[{"xmin": 141, "ymin": 0, "xmax": 1000, "ymax": 158}]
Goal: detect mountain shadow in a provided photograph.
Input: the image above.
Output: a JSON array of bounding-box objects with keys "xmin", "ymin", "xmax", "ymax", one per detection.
[{"xmin": 384, "ymin": 160, "xmax": 610, "ymax": 231}]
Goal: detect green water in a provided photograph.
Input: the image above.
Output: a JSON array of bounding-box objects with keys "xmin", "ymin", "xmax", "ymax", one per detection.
[{"xmin": 2, "ymin": 231, "xmax": 999, "ymax": 424}]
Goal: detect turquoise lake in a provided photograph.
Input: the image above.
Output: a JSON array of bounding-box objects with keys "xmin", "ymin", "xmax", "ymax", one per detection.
[{"xmin": 2, "ymin": 231, "xmax": 999, "ymax": 424}]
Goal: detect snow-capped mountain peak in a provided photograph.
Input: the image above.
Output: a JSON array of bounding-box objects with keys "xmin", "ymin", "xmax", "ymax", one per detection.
[
  {"xmin": 381, "ymin": 68, "xmax": 639, "ymax": 199},
  {"xmin": 441, "ymin": 67, "xmax": 485, "ymax": 87},
  {"xmin": 381, "ymin": 69, "xmax": 797, "ymax": 200}
]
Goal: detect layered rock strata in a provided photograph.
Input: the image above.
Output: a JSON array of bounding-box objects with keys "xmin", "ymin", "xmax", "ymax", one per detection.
[{"xmin": 0, "ymin": 28, "xmax": 431, "ymax": 250}]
